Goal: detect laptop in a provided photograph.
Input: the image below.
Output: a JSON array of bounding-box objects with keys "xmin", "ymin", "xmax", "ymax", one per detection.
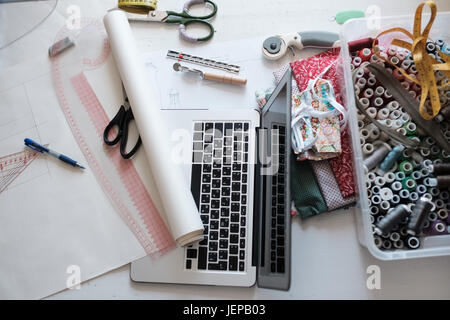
[{"xmin": 131, "ymin": 69, "xmax": 292, "ymax": 290}]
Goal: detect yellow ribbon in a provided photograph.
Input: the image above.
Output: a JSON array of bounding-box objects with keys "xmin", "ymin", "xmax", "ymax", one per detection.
[
  {"xmin": 372, "ymin": 1, "xmax": 450, "ymax": 120},
  {"xmin": 118, "ymin": 0, "xmax": 157, "ymax": 14}
]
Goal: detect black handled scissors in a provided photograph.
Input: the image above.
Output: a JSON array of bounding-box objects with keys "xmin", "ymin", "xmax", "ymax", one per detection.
[{"xmin": 103, "ymin": 85, "xmax": 142, "ymax": 159}]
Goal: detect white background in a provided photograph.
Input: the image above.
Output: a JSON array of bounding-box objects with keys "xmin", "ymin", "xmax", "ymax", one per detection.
[{"xmin": 2, "ymin": 0, "xmax": 450, "ymax": 299}]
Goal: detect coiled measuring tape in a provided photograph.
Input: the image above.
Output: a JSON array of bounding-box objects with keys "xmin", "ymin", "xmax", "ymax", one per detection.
[{"xmin": 118, "ymin": 0, "xmax": 158, "ymax": 14}]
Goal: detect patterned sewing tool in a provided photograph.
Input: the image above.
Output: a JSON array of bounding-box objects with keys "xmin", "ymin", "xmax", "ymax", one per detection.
[{"xmin": 0, "ymin": 149, "xmax": 39, "ymax": 194}]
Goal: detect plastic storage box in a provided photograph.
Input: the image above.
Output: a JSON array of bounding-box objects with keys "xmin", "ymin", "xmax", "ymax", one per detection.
[{"xmin": 339, "ymin": 12, "xmax": 450, "ymax": 260}]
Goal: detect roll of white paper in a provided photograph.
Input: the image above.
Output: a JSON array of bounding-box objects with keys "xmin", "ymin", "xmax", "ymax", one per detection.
[{"xmin": 104, "ymin": 10, "xmax": 204, "ymax": 247}]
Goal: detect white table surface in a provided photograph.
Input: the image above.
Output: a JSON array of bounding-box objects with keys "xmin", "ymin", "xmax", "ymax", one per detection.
[{"xmin": 2, "ymin": 0, "xmax": 450, "ymax": 299}]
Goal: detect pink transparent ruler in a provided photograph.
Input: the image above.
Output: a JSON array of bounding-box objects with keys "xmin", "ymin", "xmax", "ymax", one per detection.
[
  {"xmin": 0, "ymin": 149, "xmax": 39, "ymax": 194},
  {"xmin": 50, "ymin": 19, "xmax": 175, "ymax": 257}
]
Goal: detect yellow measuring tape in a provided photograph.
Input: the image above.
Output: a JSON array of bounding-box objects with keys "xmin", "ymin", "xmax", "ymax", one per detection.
[
  {"xmin": 373, "ymin": 1, "xmax": 450, "ymax": 120},
  {"xmin": 118, "ymin": 0, "xmax": 158, "ymax": 14}
]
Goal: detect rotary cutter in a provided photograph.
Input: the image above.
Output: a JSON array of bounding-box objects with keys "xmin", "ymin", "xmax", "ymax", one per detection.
[{"xmin": 262, "ymin": 31, "xmax": 340, "ymax": 60}]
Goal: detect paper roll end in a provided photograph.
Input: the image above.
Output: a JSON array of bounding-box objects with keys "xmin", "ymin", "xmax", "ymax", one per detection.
[{"xmin": 176, "ymin": 229, "xmax": 204, "ymax": 247}]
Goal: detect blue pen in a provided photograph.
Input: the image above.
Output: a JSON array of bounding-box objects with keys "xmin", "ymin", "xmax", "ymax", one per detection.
[{"xmin": 24, "ymin": 138, "xmax": 85, "ymax": 170}]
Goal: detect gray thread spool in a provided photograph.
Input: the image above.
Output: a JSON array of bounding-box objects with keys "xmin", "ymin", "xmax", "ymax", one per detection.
[
  {"xmin": 409, "ymin": 192, "xmax": 419, "ymax": 202},
  {"xmin": 375, "ymin": 204, "xmax": 410, "ymax": 236},
  {"xmin": 382, "ymin": 240, "xmax": 392, "ymax": 250},
  {"xmin": 384, "ymin": 172, "xmax": 396, "ymax": 183},
  {"xmin": 411, "ymin": 171, "xmax": 422, "ymax": 180},
  {"xmin": 367, "ymin": 172, "xmax": 377, "ymax": 183},
  {"xmin": 384, "ymin": 90, "xmax": 392, "ymax": 99},
  {"xmin": 435, "ymin": 199, "xmax": 445, "ymax": 209},
  {"xmin": 370, "ymin": 206, "xmax": 379, "ymax": 215},
  {"xmin": 371, "ymin": 195, "xmax": 381, "ymax": 205},
  {"xmin": 395, "ymin": 171, "xmax": 405, "ymax": 181},
  {"xmin": 399, "ymin": 189, "xmax": 410, "ymax": 199},
  {"xmin": 391, "ymin": 194, "xmax": 400, "ymax": 205},
  {"xmin": 407, "ymin": 197, "xmax": 434, "ymax": 236},
  {"xmin": 374, "ymin": 236, "xmax": 382, "ymax": 248},
  {"xmin": 416, "ymin": 184, "xmax": 427, "ymax": 195},
  {"xmin": 393, "ymin": 239, "xmax": 404, "ymax": 249},
  {"xmin": 428, "ymin": 211, "xmax": 438, "ymax": 222},
  {"xmin": 363, "ymin": 142, "xmax": 391, "ymax": 172},
  {"xmin": 371, "ymin": 185, "xmax": 381, "ymax": 194}
]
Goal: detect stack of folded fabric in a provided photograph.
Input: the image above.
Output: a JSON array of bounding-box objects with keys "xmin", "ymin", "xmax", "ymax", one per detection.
[{"xmin": 258, "ymin": 49, "xmax": 357, "ymax": 218}]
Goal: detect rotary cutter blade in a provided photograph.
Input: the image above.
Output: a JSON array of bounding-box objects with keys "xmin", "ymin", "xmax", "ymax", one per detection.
[{"xmin": 262, "ymin": 31, "xmax": 340, "ymax": 60}]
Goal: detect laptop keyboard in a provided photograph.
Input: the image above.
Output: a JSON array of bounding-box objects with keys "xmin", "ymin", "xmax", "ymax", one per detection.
[
  {"xmin": 269, "ymin": 124, "xmax": 286, "ymax": 274},
  {"xmin": 188, "ymin": 121, "xmax": 250, "ymax": 272}
]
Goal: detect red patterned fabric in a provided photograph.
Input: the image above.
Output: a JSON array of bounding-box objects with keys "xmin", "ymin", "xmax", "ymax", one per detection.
[{"xmin": 290, "ymin": 49, "xmax": 356, "ymax": 198}]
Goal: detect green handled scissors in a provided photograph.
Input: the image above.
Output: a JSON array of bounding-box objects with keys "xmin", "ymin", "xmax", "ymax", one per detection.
[{"xmin": 126, "ymin": 0, "xmax": 218, "ymax": 42}]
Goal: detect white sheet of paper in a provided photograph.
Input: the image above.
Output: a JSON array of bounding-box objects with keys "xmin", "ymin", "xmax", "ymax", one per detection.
[{"xmin": 0, "ymin": 56, "xmax": 146, "ymax": 299}]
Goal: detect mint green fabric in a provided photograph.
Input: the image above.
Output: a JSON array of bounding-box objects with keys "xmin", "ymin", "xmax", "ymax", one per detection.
[{"xmin": 290, "ymin": 152, "xmax": 328, "ymax": 219}]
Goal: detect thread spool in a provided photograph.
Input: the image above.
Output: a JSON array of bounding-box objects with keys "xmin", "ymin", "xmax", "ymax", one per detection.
[
  {"xmin": 430, "ymin": 145, "xmax": 440, "ymax": 157},
  {"xmin": 428, "ymin": 176, "xmax": 450, "ymax": 189},
  {"xmin": 391, "ymin": 181, "xmax": 402, "ymax": 192},
  {"xmin": 429, "ymin": 187, "xmax": 439, "ymax": 197},
  {"xmin": 423, "ymin": 193, "xmax": 433, "ymax": 202},
  {"xmin": 374, "ymin": 86, "xmax": 385, "ymax": 97},
  {"xmin": 430, "ymin": 163, "xmax": 450, "ymax": 175},
  {"xmin": 433, "ymin": 158, "xmax": 443, "ymax": 164},
  {"xmin": 377, "ymin": 108, "xmax": 389, "ymax": 120},
  {"xmin": 370, "ymin": 54, "xmax": 380, "ymax": 64},
  {"xmin": 375, "ymin": 204, "xmax": 410, "ymax": 236},
  {"xmin": 353, "ymin": 56, "xmax": 362, "ymax": 67},
  {"xmin": 420, "ymin": 148, "xmax": 431, "ymax": 157},
  {"xmin": 387, "ymin": 47, "xmax": 397, "ymax": 56},
  {"xmin": 393, "ymin": 239, "xmax": 404, "ymax": 249},
  {"xmin": 409, "ymin": 64, "xmax": 418, "ymax": 74},
  {"xmin": 420, "ymin": 168, "xmax": 429, "ymax": 177},
  {"xmin": 408, "ymin": 90, "xmax": 417, "ymax": 99},
  {"xmin": 428, "ymin": 211, "xmax": 438, "ymax": 222},
  {"xmin": 439, "ymin": 190, "xmax": 449, "ymax": 200},
  {"xmin": 416, "ymin": 184, "xmax": 427, "ymax": 195},
  {"xmin": 373, "ymin": 97, "xmax": 384, "ymax": 108},
  {"xmin": 363, "ymin": 142, "xmax": 391, "ymax": 172},
  {"xmin": 392, "ymin": 119, "xmax": 403, "ymax": 129},
  {"xmin": 393, "ymin": 68, "xmax": 404, "ymax": 80},
  {"xmin": 376, "ymin": 145, "xmax": 404, "ymax": 175},
  {"xmin": 358, "ymin": 120, "xmax": 365, "ymax": 130},
  {"xmin": 435, "ymin": 199, "xmax": 445, "ymax": 210},
  {"xmin": 370, "ymin": 206, "xmax": 379, "ymax": 215},
  {"xmin": 406, "ymin": 236, "xmax": 420, "ymax": 249},
  {"xmin": 401, "ymin": 81, "xmax": 410, "ymax": 91},
  {"xmin": 391, "ymin": 194, "xmax": 400, "ymax": 205},
  {"xmin": 366, "ymin": 180, "xmax": 372, "ymax": 191},
  {"xmin": 356, "ymin": 77, "xmax": 367, "ymax": 89},
  {"xmin": 362, "ymin": 89, "xmax": 374, "ymax": 99},
  {"xmin": 411, "ymin": 159, "xmax": 421, "ymax": 169},
  {"xmin": 407, "ymin": 197, "xmax": 434, "ymax": 235},
  {"xmin": 367, "ymin": 125, "xmax": 380, "ymax": 142},
  {"xmin": 399, "ymin": 160, "xmax": 413, "ymax": 175},
  {"xmin": 366, "ymin": 107, "xmax": 377, "ymax": 119},
  {"xmin": 402, "ymin": 177, "xmax": 417, "ymax": 191},
  {"xmin": 382, "ymin": 239, "xmax": 392, "ymax": 250},
  {"xmin": 401, "ymin": 59, "xmax": 412, "ymax": 70},
  {"xmin": 384, "ymin": 172, "xmax": 395, "ymax": 183},
  {"xmin": 387, "ymin": 101, "xmax": 399, "ymax": 111},
  {"xmin": 371, "ymin": 195, "xmax": 381, "ymax": 205},
  {"xmin": 371, "ymin": 185, "xmax": 381, "ymax": 195},
  {"xmin": 400, "ymin": 113, "xmax": 411, "ymax": 123},
  {"xmin": 390, "ymin": 232, "xmax": 400, "ymax": 242},
  {"xmin": 409, "ymin": 191, "xmax": 419, "ymax": 202},
  {"xmin": 383, "ymin": 90, "xmax": 392, "ymax": 100},
  {"xmin": 395, "ymin": 171, "xmax": 405, "ymax": 181},
  {"xmin": 367, "ymin": 77, "xmax": 377, "ymax": 87},
  {"xmin": 389, "ymin": 110, "xmax": 401, "ymax": 120},
  {"xmin": 359, "ymin": 97, "xmax": 370, "ymax": 109},
  {"xmin": 374, "ymin": 236, "xmax": 382, "ymax": 248},
  {"xmin": 411, "ymin": 170, "xmax": 422, "ymax": 180},
  {"xmin": 428, "ymin": 221, "xmax": 448, "ymax": 235},
  {"xmin": 437, "ymin": 208, "xmax": 448, "ymax": 220},
  {"xmin": 380, "ymin": 188, "xmax": 393, "ymax": 201},
  {"xmin": 362, "ymin": 143, "xmax": 374, "ymax": 155},
  {"xmin": 396, "ymin": 128, "xmax": 407, "ymax": 136},
  {"xmin": 404, "ymin": 122, "xmax": 417, "ymax": 136},
  {"xmin": 367, "ymin": 172, "xmax": 377, "ymax": 183},
  {"xmin": 399, "ymin": 189, "xmax": 410, "ymax": 199}
]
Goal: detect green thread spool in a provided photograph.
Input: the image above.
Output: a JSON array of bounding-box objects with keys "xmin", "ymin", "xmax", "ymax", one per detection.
[
  {"xmin": 402, "ymin": 177, "xmax": 417, "ymax": 191},
  {"xmin": 403, "ymin": 121, "xmax": 417, "ymax": 136},
  {"xmin": 399, "ymin": 160, "xmax": 414, "ymax": 175}
]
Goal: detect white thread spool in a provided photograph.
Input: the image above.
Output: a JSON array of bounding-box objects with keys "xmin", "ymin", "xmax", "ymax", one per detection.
[
  {"xmin": 360, "ymin": 136, "xmax": 366, "ymax": 146},
  {"xmin": 423, "ymin": 193, "xmax": 433, "ymax": 201},
  {"xmin": 367, "ymin": 172, "xmax": 377, "ymax": 183},
  {"xmin": 359, "ymin": 128, "xmax": 370, "ymax": 141},
  {"xmin": 359, "ymin": 97, "xmax": 370, "ymax": 109},
  {"xmin": 391, "ymin": 181, "xmax": 402, "ymax": 192},
  {"xmin": 390, "ymin": 56, "xmax": 400, "ymax": 66},
  {"xmin": 358, "ymin": 120, "xmax": 365, "ymax": 129},
  {"xmin": 366, "ymin": 107, "xmax": 377, "ymax": 119},
  {"xmin": 355, "ymin": 68, "xmax": 364, "ymax": 79},
  {"xmin": 353, "ymin": 56, "xmax": 362, "ymax": 67},
  {"xmin": 391, "ymin": 194, "xmax": 400, "ymax": 205},
  {"xmin": 366, "ymin": 180, "xmax": 371, "ymax": 189},
  {"xmin": 362, "ymin": 143, "xmax": 374, "ymax": 155},
  {"xmin": 396, "ymin": 52, "xmax": 406, "ymax": 61},
  {"xmin": 388, "ymin": 47, "xmax": 397, "ymax": 56},
  {"xmin": 387, "ymin": 101, "xmax": 399, "ymax": 111},
  {"xmin": 363, "ymin": 88, "xmax": 374, "ymax": 99},
  {"xmin": 356, "ymin": 110, "xmax": 365, "ymax": 121},
  {"xmin": 375, "ymin": 86, "xmax": 385, "ymax": 97},
  {"xmin": 409, "ymin": 192, "xmax": 419, "ymax": 202},
  {"xmin": 367, "ymin": 77, "xmax": 377, "ymax": 87},
  {"xmin": 371, "ymin": 195, "xmax": 381, "ymax": 205},
  {"xmin": 374, "ymin": 176, "xmax": 386, "ymax": 187},
  {"xmin": 373, "ymin": 97, "xmax": 384, "ymax": 108},
  {"xmin": 410, "ymin": 64, "xmax": 418, "ymax": 74},
  {"xmin": 372, "ymin": 185, "xmax": 381, "ymax": 194},
  {"xmin": 380, "ymin": 188, "xmax": 393, "ymax": 201},
  {"xmin": 384, "ymin": 172, "xmax": 396, "ymax": 183},
  {"xmin": 380, "ymin": 201, "xmax": 390, "ymax": 212},
  {"xmin": 370, "ymin": 54, "xmax": 380, "ymax": 63},
  {"xmin": 389, "ymin": 110, "xmax": 401, "ymax": 120},
  {"xmin": 370, "ymin": 206, "xmax": 379, "ymax": 215},
  {"xmin": 395, "ymin": 171, "xmax": 405, "ymax": 181},
  {"xmin": 356, "ymin": 77, "xmax": 367, "ymax": 89},
  {"xmin": 392, "ymin": 119, "xmax": 403, "ymax": 129},
  {"xmin": 400, "ymin": 113, "xmax": 411, "ymax": 123},
  {"xmin": 384, "ymin": 90, "xmax": 392, "ymax": 99},
  {"xmin": 377, "ymin": 108, "xmax": 390, "ymax": 120}
]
